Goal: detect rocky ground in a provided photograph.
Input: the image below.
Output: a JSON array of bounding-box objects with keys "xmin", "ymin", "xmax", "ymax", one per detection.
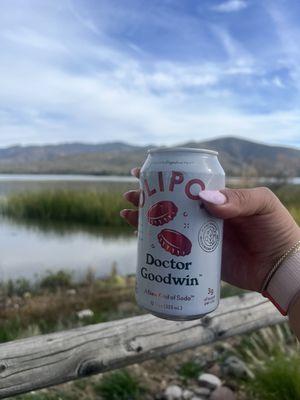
[{"xmin": 116, "ymin": 337, "xmax": 252, "ymax": 400}]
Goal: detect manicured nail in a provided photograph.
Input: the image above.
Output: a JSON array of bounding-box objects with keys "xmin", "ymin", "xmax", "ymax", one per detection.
[
  {"xmin": 131, "ymin": 168, "xmax": 138, "ymax": 177},
  {"xmin": 120, "ymin": 209, "xmax": 129, "ymax": 218},
  {"xmin": 123, "ymin": 191, "xmax": 130, "ymax": 199},
  {"xmin": 199, "ymin": 190, "xmax": 227, "ymax": 205}
]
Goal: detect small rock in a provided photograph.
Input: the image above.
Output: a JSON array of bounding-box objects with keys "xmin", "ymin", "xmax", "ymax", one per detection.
[
  {"xmin": 76, "ymin": 309, "xmax": 94, "ymax": 319},
  {"xmin": 198, "ymin": 374, "xmax": 221, "ymax": 390},
  {"xmin": 23, "ymin": 292, "xmax": 31, "ymax": 299},
  {"xmin": 210, "ymin": 386, "xmax": 236, "ymax": 400},
  {"xmin": 164, "ymin": 385, "xmax": 183, "ymax": 400},
  {"xmin": 191, "ymin": 397, "xmax": 206, "ymax": 400},
  {"xmin": 221, "ymin": 356, "xmax": 253, "ymax": 379},
  {"xmin": 193, "ymin": 387, "xmax": 211, "ymax": 397},
  {"xmin": 182, "ymin": 389, "xmax": 194, "ymax": 399},
  {"xmin": 66, "ymin": 289, "xmax": 76, "ymax": 296},
  {"xmin": 207, "ymin": 363, "xmax": 221, "ymax": 377}
]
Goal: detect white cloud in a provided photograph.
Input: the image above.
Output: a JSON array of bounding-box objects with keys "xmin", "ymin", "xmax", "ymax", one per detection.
[
  {"xmin": 2, "ymin": 28, "xmax": 68, "ymax": 53},
  {"xmin": 272, "ymin": 76, "xmax": 285, "ymax": 88},
  {"xmin": 267, "ymin": 4, "xmax": 300, "ymax": 89},
  {"xmin": 212, "ymin": 0, "xmax": 248, "ymax": 13},
  {"xmin": 0, "ymin": 0, "xmax": 299, "ymax": 149},
  {"xmin": 211, "ymin": 25, "xmax": 253, "ymax": 66}
]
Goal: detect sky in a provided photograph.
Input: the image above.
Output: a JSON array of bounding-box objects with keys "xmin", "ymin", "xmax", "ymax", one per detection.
[{"xmin": 1, "ymin": 0, "xmax": 300, "ymax": 148}]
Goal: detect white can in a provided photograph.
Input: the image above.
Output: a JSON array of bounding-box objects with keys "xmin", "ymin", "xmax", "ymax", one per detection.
[{"xmin": 136, "ymin": 147, "xmax": 225, "ymax": 320}]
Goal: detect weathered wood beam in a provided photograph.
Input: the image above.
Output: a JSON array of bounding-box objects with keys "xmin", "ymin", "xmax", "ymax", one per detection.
[{"xmin": 0, "ymin": 293, "xmax": 285, "ymax": 398}]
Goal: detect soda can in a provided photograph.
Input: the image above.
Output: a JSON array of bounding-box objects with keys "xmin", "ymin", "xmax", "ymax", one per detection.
[{"xmin": 136, "ymin": 147, "xmax": 225, "ymax": 320}]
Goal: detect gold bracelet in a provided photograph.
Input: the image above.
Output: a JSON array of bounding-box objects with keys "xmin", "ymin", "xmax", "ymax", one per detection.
[{"xmin": 261, "ymin": 239, "xmax": 300, "ymax": 292}]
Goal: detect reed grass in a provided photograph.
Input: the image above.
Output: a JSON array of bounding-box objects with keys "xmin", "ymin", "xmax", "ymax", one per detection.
[
  {"xmin": 0, "ymin": 190, "xmax": 130, "ymax": 227},
  {"xmin": 1, "ymin": 185, "xmax": 299, "ymax": 227}
]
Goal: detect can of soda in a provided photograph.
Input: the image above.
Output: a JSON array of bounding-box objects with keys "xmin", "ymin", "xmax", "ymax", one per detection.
[{"xmin": 136, "ymin": 147, "xmax": 225, "ymax": 320}]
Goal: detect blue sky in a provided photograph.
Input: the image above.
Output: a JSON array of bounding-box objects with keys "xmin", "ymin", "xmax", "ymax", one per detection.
[{"xmin": 1, "ymin": 0, "xmax": 300, "ymax": 148}]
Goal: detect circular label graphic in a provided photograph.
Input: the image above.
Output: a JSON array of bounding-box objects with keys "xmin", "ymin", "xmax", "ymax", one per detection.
[{"xmin": 198, "ymin": 220, "xmax": 220, "ymax": 253}]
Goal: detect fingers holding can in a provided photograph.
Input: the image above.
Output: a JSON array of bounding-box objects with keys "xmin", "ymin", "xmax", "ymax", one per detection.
[{"xmin": 120, "ymin": 209, "xmax": 139, "ymax": 228}]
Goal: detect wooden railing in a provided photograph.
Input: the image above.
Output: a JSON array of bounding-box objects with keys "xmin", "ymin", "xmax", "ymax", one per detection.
[{"xmin": 0, "ymin": 292, "xmax": 286, "ymax": 399}]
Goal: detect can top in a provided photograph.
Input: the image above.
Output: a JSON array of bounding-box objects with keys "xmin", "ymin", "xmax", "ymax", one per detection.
[{"xmin": 148, "ymin": 147, "xmax": 218, "ymax": 156}]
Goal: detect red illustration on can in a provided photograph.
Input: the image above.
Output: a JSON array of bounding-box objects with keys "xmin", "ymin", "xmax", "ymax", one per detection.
[
  {"xmin": 147, "ymin": 200, "xmax": 178, "ymax": 226},
  {"xmin": 157, "ymin": 229, "xmax": 192, "ymax": 256}
]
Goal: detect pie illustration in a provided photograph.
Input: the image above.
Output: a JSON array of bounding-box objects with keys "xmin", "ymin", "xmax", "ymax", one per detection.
[
  {"xmin": 157, "ymin": 229, "xmax": 192, "ymax": 256},
  {"xmin": 147, "ymin": 201, "xmax": 178, "ymax": 226}
]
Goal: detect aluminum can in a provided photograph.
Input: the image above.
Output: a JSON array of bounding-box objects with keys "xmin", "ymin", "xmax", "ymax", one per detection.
[{"xmin": 136, "ymin": 147, "xmax": 225, "ymax": 320}]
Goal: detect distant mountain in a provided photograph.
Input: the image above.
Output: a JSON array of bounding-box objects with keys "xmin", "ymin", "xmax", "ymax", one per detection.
[{"xmin": 0, "ymin": 137, "xmax": 299, "ymax": 177}]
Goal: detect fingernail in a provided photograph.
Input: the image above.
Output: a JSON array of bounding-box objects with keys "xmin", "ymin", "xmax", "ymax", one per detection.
[
  {"xmin": 131, "ymin": 168, "xmax": 138, "ymax": 177},
  {"xmin": 120, "ymin": 209, "xmax": 129, "ymax": 218},
  {"xmin": 123, "ymin": 191, "xmax": 130, "ymax": 199},
  {"xmin": 199, "ymin": 190, "xmax": 227, "ymax": 205}
]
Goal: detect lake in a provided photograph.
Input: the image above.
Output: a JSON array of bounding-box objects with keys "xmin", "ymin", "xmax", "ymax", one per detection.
[
  {"xmin": 0, "ymin": 174, "xmax": 299, "ymax": 282},
  {"xmin": 0, "ymin": 175, "xmax": 139, "ymax": 282}
]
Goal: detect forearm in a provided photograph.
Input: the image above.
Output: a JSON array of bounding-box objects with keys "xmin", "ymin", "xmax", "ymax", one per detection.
[{"xmin": 289, "ymin": 294, "xmax": 300, "ymax": 341}]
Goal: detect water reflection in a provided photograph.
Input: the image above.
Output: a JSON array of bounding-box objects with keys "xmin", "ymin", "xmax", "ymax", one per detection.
[
  {"xmin": 3, "ymin": 216, "xmax": 134, "ymax": 239},
  {"xmin": 0, "ymin": 216, "xmax": 137, "ymax": 282}
]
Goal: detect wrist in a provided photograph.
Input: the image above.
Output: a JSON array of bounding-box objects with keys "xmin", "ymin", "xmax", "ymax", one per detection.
[
  {"xmin": 288, "ymin": 292, "xmax": 300, "ymax": 338},
  {"xmin": 262, "ymin": 239, "xmax": 300, "ymax": 316}
]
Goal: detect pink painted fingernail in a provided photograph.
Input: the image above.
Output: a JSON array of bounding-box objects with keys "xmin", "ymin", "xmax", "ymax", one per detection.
[
  {"xmin": 120, "ymin": 209, "xmax": 129, "ymax": 218},
  {"xmin": 131, "ymin": 168, "xmax": 138, "ymax": 177},
  {"xmin": 199, "ymin": 190, "xmax": 227, "ymax": 205}
]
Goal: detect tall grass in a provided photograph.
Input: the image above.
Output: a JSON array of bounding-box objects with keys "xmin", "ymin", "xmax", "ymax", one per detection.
[
  {"xmin": 246, "ymin": 354, "xmax": 300, "ymax": 400},
  {"xmin": 0, "ymin": 190, "xmax": 130, "ymax": 227},
  {"xmin": 1, "ymin": 185, "xmax": 299, "ymax": 227}
]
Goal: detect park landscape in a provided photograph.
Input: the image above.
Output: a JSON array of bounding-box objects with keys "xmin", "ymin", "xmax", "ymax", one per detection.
[{"xmin": 0, "ymin": 137, "xmax": 299, "ymax": 400}]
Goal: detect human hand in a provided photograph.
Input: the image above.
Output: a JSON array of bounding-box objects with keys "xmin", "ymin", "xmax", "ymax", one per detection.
[{"xmin": 120, "ymin": 168, "xmax": 300, "ymax": 292}]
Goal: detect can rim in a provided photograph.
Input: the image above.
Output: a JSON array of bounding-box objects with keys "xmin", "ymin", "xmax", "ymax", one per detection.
[{"xmin": 148, "ymin": 147, "xmax": 218, "ymax": 156}]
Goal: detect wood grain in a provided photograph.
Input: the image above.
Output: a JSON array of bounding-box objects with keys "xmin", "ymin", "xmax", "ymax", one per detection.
[{"xmin": 0, "ymin": 293, "xmax": 285, "ymax": 398}]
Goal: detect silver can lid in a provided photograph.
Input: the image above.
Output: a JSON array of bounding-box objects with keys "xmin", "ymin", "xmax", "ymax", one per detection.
[{"xmin": 148, "ymin": 147, "xmax": 218, "ymax": 156}]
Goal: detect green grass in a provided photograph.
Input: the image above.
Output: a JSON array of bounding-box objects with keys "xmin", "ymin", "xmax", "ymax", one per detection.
[
  {"xmin": 39, "ymin": 270, "xmax": 73, "ymax": 291},
  {"xmin": 0, "ymin": 190, "xmax": 130, "ymax": 227},
  {"xmin": 178, "ymin": 361, "xmax": 202, "ymax": 381},
  {"xmin": 1, "ymin": 185, "xmax": 299, "ymax": 227},
  {"xmin": 94, "ymin": 370, "xmax": 145, "ymax": 400},
  {"xmin": 246, "ymin": 354, "xmax": 300, "ymax": 400}
]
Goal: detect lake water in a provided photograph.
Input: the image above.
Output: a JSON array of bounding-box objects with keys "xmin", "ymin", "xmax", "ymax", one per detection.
[
  {"xmin": 0, "ymin": 175, "xmax": 139, "ymax": 282},
  {"xmin": 0, "ymin": 174, "xmax": 299, "ymax": 282}
]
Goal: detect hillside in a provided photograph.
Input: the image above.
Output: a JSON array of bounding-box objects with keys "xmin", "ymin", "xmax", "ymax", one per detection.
[{"xmin": 0, "ymin": 137, "xmax": 299, "ymax": 177}]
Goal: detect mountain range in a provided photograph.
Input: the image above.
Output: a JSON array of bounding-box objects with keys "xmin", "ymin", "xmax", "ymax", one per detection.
[{"xmin": 0, "ymin": 137, "xmax": 299, "ymax": 177}]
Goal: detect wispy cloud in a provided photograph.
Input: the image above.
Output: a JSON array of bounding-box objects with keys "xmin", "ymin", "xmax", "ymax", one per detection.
[
  {"xmin": 211, "ymin": 0, "xmax": 248, "ymax": 13},
  {"xmin": 0, "ymin": 0, "xmax": 299, "ymax": 148}
]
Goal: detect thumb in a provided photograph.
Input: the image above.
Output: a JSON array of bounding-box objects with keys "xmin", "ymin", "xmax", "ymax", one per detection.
[{"xmin": 198, "ymin": 187, "xmax": 276, "ymax": 219}]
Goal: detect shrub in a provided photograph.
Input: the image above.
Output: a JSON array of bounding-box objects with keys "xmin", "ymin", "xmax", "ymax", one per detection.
[
  {"xmin": 94, "ymin": 370, "xmax": 144, "ymax": 400},
  {"xmin": 39, "ymin": 270, "xmax": 73, "ymax": 291}
]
